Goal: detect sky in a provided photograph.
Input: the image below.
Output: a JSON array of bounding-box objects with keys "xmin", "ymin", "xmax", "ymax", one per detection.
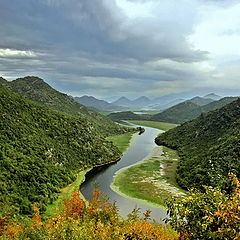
[{"xmin": 0, "ymin": 0, "xmax": 240, "ymax": 99}]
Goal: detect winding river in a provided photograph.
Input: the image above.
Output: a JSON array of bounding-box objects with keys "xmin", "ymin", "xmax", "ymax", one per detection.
[{"xmin": 80, "ymin": 126, "xmax": 168, "ymax": 222}]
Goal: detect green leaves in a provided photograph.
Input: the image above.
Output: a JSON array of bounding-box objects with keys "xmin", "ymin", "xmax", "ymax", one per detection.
[
  {"xmin": 155, "ymin": 98, "xmax": 240, "ymax": 190},
  {"xmin": 0, "ymin": 84, "xmax": 123, "ymax": 215},
  {"xmin": 167, "ymin": 175, "xmax": 240, "ymax": 240}
]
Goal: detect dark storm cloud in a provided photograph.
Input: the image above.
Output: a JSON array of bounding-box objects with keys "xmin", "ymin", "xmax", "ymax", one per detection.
[
  {"xmin": 0, "ymin": 0, "xmax": 206, "ymax": 60},
  {"xmin": 0, "ymin": 0, "xmax": 238, "ymax": 97}
]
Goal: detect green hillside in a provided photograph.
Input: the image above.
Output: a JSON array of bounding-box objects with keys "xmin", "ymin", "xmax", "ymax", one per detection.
[
  {"xmin": 155, "ymin": 98, "xmax": 240, "ymax": 190},
  {"xmin": 6, "ymin": 76, "xmax": 128, "ymax": 137},
  {"xmin": 151, "ymin": 101, "xmax": 200, "ymax": 123},
  {"xmin": 187, "ymin": 96, "xmax": 214, "ymax": 106},
  {"xmin": 107, "ymin": 111, "xmax": 150, "ymax": 121},
  {"xmin": 151, "ymin": 97, "xmax": 238, "ymax": 124},
  {"xmin": 0, "ymin": 84, "xmax": 122, "ymax": 215}
]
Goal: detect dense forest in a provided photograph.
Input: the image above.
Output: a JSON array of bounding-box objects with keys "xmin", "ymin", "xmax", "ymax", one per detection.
[
  {"xmin": 151, "ymin": 97, "xmax": 239, "ymax": 124},
  {"xmin": 108, "ymin": 111, "xmax": 150, "ymax": 122},
  {"xmin": 155, "ymin": 98, "xmax": 240, "ymax": 190},
  {"xmin": 0, "ymin": 84, "xmax": 131, "ymax": 216},
  {"xmin": 3, "ymin": 76, "xmax": 127, "ymax": 137}
]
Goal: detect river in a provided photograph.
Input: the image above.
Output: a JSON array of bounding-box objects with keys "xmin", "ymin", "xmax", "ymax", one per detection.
[{"xmin": 80, "ymin": 126, "xmax": 168, "ymax": 222}]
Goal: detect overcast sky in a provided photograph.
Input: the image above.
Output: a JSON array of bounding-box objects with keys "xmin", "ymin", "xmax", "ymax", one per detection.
[{"xmin": 0, "ymin": 0, "xmax": 240, "ymax": 99}]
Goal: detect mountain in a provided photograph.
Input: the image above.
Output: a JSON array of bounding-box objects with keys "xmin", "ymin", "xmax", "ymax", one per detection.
[
  {"xmin": 150, "ymin": 97, "xmax": 238, "ymax": 124},
  {"xmin": 147, "ymin": 98, "xmax": 185, "ymax": 111},
  {"xmin": 112, "ymin": 96, "xmax": 151, "ymax": 107},
  {"xmin": 155, "ymin": 98, "xmax": 240, "ymax": 190},
  {"xmin": 159, "ymin": 98, "xmax": 185, "ymax": 110},
  {"xmin": 153, "ymin": 94, "xmax": 186, "ymax": 104},
  {"xmin": 6, "ymin": 76, "xmax": 128, "ymax": 137},
  {"xmin": 131, "ymin": 96, "xmax": 151, "ymax": 106},
  {"xmin": 112, "ymin": 96, "xmax": 132, "ymax": 106},
  {"xmin": 0, "ymin": 84, "xmax": 122, "ymax": 215},
  {"xmin": 108, "ymin": 111, "xmax": 150, "ymax": 122},
  {"xmin": 204, "ymin": 93, "xmax": 221, "ymax": 100},
  {"xmin": 74, "ymin": 95, "xmax": 125, "ymax": 111},
  {"xmin": 150, "ymin": 101, "xmax": 200, "ymax": 123},
  {"xmin": 188, "ymin": 96, "xmax": 214, "ymax": 106}
]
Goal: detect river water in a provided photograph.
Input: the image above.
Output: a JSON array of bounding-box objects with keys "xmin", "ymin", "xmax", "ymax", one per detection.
[{"xmin": 80, "ymin": 126, "xmax": 168, "ymax": 222}]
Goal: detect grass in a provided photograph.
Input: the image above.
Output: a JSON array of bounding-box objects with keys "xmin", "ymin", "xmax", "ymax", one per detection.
[
  {"xmin": 44, "ymin": 169, "xmax": 89, "ymax": 218},
  {"xmin": 107, "ymin": 132, "xmax": 135, "ymax": 153},
  {"xmin": 127, "ymin": 120, "xmax": 178, "ymax": 131},
  {"xmin": 112, "ymin": 146, "xmax": 186, "ymax": 208},
  {"xmin": 44, "ymin": 132, "xmax": 135, "ymax": 218}
]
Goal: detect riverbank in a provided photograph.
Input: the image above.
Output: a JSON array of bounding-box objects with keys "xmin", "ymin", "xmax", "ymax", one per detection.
[
  {"xmin": 111, "ymin": 145, "xmax": 186, "ymax": 209},
  {"xmin": 44, "ymin": 131, "xmax": 136, "ymax": 218},
  {"xmin": 127, "ymin": 120, "xmax": 177, "ymax": 131},
  {"xmin": 44, "ymin": 169, "xmax": 89, "ymax": 218},
  {"xmin": 106, "ymin": 131, "xmax": 137, "ymax": 153}
]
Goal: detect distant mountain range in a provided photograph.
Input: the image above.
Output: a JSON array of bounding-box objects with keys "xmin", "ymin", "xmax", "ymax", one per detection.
[
  {"xmin": 108, "ymin": 96, "xmax": 239, "ymax": 124},
  {"xmin": 74, "ymin": 95, "xmax": 126, "ymax": 111},
  {"xmin": 72, "ymin": 93, "xmax": 223, "ymax": 112},
  {"xmin": 112, "ymin": 96, "xmax": 151, "ymax": 107},
  {"xmin": 110, "ymin": 94, "xmax": 221, "ymax": 110},
  {"xmin": 149, "ymin": 96, "xmax": 238, "ymax": 123}
]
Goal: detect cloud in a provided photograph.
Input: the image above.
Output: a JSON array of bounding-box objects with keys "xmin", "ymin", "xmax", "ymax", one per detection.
[
  {"xmin": 0, "ymin": 0, "xmax": 239, "ymax": 98},
  {"xmin": 0, "ymin": 48, "xmax": 38, "ymax": 59}
]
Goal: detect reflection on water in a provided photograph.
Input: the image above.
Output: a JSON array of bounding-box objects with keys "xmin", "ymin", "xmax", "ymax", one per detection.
[{"xmin": 80, "ymin": 126, "xmax": 168, "ymax": 222}]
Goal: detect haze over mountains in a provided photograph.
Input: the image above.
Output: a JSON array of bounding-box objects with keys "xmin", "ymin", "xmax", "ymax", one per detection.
[
  {"xmin": 108, "ymin": 95, "xmax": 239, "ymax": 124},
  {"xmin": 74, "ymin": 93, "xmax": 224, "ymax": 112},
  {"xmin": 74, "ymin": 95, "xmax": 126, "ymax": 111}
]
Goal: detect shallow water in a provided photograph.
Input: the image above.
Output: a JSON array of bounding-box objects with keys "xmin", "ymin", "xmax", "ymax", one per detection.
[{"xmin": 80, "ymin": 126, "xmax": 168, "ymax": 222}]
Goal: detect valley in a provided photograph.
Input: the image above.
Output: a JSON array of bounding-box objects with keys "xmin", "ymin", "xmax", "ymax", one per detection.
[
  {"xmin": 1, "ymin": 2, "xmax": 240, "ymax": 238},
  {"xmin": 0, "ymin": 77, "xmax": 239, "ymax": 239}
]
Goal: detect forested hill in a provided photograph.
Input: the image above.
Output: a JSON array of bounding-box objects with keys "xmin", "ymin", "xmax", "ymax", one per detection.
[
  {"xmin": 0, "ymin": 84, "xmax": 122, "ymax": 215},
  {"xmin": 5, "ymin": 76, "xmax": 127, "ymax": 136},
  {"xmin": 108, "ymin": 111, "xmax": 150, "ymax": 122},
  {"xmin": 151, "ymin": 96, "xmax": 238, "ymax": 124},
  {"xmin": 155, "ymin": 98, "xmax": 240, "ymax": 190},
  {"xmin": 151, "ymin": 101, "xmax": 200, "ymax": 123}
]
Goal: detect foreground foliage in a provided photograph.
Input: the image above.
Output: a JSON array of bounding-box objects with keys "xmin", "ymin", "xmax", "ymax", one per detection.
[
  {"xmin": 0, "ymin": 190, "xmax": 178, "ymax": 240},
  {"xmin": 167, "ymin": 175, "xmax": 240, "ymax": 240}
]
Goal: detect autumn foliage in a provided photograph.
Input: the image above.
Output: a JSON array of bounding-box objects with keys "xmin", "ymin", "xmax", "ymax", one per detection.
[
  {"xmin": 0, "ymin": 189, "xmax": 178, "ymax": 240},
  {"xmin": 167, "ymin": 175, "xmax": 240, "ymax": 240},
  {"xmin": 1, "ymin": 176, "xmax": 239, "ymax": 240}
]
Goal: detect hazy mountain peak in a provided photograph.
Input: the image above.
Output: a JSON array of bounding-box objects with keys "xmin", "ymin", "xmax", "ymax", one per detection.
[
  {"xmin": 119, "ymin": 96, "xmax": 130, "ymax": 101},
  {"xmin": 188, "ymin": 96, "xmax": 214, "ymax": 106},
  {"xmin": 203, "ymin": 93, "xmax": 221, "ymax": 100},
  {"xmin": 135, "ymin": 96, "xmax": 150, "ymax": 101},
  {"xmin": 112, "ymin": 96, "xmax": 132, "ymax": 106},
  {"xmin": 74, "ymin": 95, "xmax": 125, "ymax": 111}
]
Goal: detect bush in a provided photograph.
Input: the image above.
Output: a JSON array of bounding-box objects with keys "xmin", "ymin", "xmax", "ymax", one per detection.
[{"xmin": 167, "ymin": 175, "xmax": 240, "ymax": 240}]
